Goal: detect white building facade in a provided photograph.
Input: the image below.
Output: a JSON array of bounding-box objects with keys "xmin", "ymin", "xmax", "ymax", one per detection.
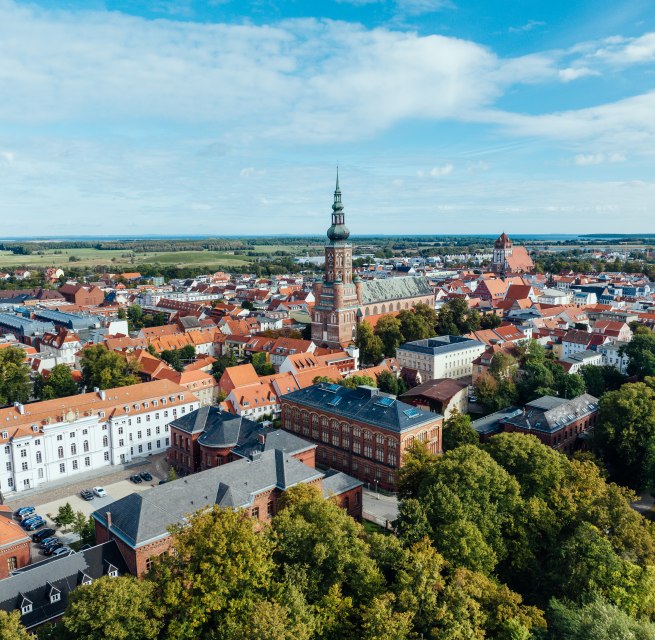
[{"xmin": 0, "ymin": 380, "xmax": 198, "ymax": 497}]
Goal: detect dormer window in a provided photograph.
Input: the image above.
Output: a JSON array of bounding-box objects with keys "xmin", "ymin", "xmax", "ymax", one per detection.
[
  {"xmin": 1, "ymin": 432, "xmax": 7, "ymax": 440},
  {"xmin": 31, "ymin": 425, "xmax": 38, "ymax": 432},
  {"xmin": 124, "ymin": 406, "xmax": 130, "ymax": 413},
  {"xmin": 50, "ymin": 590, "xmax": 61, "ymax": 604},
  {"xmin": 20, "ymin": 597, "xmax": 32, "ymax": 615}
]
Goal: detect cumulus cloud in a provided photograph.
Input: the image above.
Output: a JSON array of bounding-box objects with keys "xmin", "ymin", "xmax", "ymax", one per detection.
[{"xmin": 558, "ymin": 66, "xmax": 599, "ymax": 81}]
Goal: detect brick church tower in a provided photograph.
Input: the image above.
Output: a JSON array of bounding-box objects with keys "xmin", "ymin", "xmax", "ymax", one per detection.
[{"xmin": 311, "ymin": 171, "xmax": 360, "ymax": 348}]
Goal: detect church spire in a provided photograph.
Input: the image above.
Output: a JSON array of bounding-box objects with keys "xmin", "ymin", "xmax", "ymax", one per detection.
[{"xmin": 327, "ymin": 167, "xmax": 349, "ymax": 242}]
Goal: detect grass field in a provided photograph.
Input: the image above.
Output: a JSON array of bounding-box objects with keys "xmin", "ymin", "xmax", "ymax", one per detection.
[{"xmin": 0, "ymin": 249, "xmax": 253, "ymax": 270}]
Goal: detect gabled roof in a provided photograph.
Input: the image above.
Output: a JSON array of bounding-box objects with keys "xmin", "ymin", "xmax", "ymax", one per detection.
[
  {"xmin": 93, "ymin": 449, "xmax": 323, "ymax": 547},
  {"xmin": 360, "ymin": 276, "xmax": 433, "ymax": 305},
  {"xmin": 0, "ymin": 541, "xmax": 129, "ymax": 630}
]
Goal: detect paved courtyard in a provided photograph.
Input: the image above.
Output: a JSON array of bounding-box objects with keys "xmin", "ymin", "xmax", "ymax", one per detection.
[{"xmin": 362, "ymin": 488, "xmax": 398, "ymax": 528}]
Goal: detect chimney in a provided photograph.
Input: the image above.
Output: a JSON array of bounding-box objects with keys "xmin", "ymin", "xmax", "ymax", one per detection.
[
  {"xmin": 258, "ymin": 433, "xmax": 266, "ymax": 445},
  {"xmin": 99, "ymin": 390, "xmax": 106, "ymax": 400},
  {"xmin": 13, "ymin": 402, "xmax": 25, "ymax": 415},
  {"xmin": 105, "ymin": 511, "xmax": 112, "ymax": 529}
]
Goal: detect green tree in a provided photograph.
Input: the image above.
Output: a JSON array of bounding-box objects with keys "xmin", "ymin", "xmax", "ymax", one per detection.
[
  {"xmin": 252, "ymin": 352, "xmax": 275, "ymax": 376},
  {"xmin": 0, "ymin": 346, "xmax": 31, "ymax": 406},
  {"xmin": 374, "ymin": 315, "xmax": 404, "ymax": 357},
  {"xmin": 436, "ymin": 298, "xmax": 480, "ymax": 335},
  {"xmin": 0, "ymin": 610, "xmax": 32, "ymax": 639},
  {"xmin": 54, "ymin": 502, "xmax": 75, "ymax": 528},
  {"xmin": 355, "ymin": 322, "xmax": 384, "ymax": 365},
  {"xmin": 621, "ymin": 327, "xmax": 655, "ymax": 379},
  {"xmin": 212, "ymin": 353, "xmax": 238, "ymax": 381},
  {"xmin": 126, "ymin": 304, "xmax": 144, "ymax": 330},
  {"xmin": 547, "ymin": 597, "xmax": 655, "ymax": 640},
  {"xmin": 397, "ymin": 440, "xmax": 437, "ymax": 500},
  {"xmin": 375, "ymin": 371, "xmax": 407, "ymax": 396},
  {"xmin": 580, "ymin": 364, "xmax": 627, "ymax": 398},
  {"xmin": 595, "ymin": 382, "xmax": 655, "ymax": 487},
  {"xmin": 442, "ymin": 410, "xmax": 479, "ymax": 451},
  {"xmin": 166, "ymin": 467, "xmax": 178, "ymax": 482},
  {"xmin": 150, "ymin": 506, "xmax": 277, "ymax": 640},
  {"xmin": 398, "ymin": 305, "xmax": 434, "ymax": 342},
  {"xmin": 80, "ymin": 345, "xmax": 140, "ymax": 390},
  {"xmin": 360, "ymin": 593, "xmax": 413, "ymax": 640},
  {"xmin": 480, "ymin": 313, "xmax": 502, "ymax": 329},
  {"xmin": 55, "ymin": 576, "xmax": 162, "ymax": 640},
  {"xmin": 338, "ymin": 374, "xmax": 377, "ymax": 389},
  {"xmin": 72, "ymin": 511, "xmax": 95, "ymax": 547},
  {"xmin": 34, "ymin": 363, "xmax": 78, "ymax": 400},
  {"xmin": 160, "ymin": 349, "xmax": 183, "ymax": 372}
]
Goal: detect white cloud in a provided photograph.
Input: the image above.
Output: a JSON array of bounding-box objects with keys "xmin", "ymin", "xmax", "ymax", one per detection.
[
  {"xmin": 509, "ymin": 20, "xmax": 545, "ymax": 34},
  {"xmin": 591, "ymin": 32, "xmax": 655, "ymax": 65},
  {"xmin": 395, "ymin": 0, "xmax": 453, "ymax": 16},
  {"xmin": 558, "ymin": 66, "xmax": 599, "ymax": 81},
  {"xmin": 430, "ymin": 163, "xmax": 454, "ymax": 176},
  {"xmin": 0, "ymin": 151, "xmax": 14, "ymax": 164},
  {"xmin": 574, "ymin": 152, "xmax": 627, "ymax": 165},
  {"xmin": 240, "ymin": 167, "xmax": 256, "ymax": 177}
]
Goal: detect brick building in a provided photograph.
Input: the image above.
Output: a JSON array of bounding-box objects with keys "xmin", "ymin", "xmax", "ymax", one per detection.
[
  {"xmin": 58, "ymin": 284, "xmax": 104, "ymax": 306},
  {"xmin": 0, "ymin": 507, "xmax": 31, "ymax": 579},
  {"xmin": 94, "ymin": 445, "xmax": 362, "ymax": 577},
  {"xmin": 168, "ymin": 406, "xmax": 315, "ymax": 474},
  {"xmin": 501, "ymin": 394, "xmax": 599, "ymax": 452},
  {"xmin": 280, "ymin": 383, "xmax": 443, "ymax": 491}
]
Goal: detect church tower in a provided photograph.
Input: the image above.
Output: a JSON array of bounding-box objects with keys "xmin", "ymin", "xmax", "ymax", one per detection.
[
  {"xmin": 492, "ymin": 232, "xmax": 513, "ymax": 274},
  {"xmin": 311, "ymin": 171, "xmax": 360, "ymax": 347}
]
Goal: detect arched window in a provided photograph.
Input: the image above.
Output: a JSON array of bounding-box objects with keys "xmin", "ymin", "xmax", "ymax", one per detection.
[{"xmin": 103, "ymin": 435, "xmax": 108, "ymax": 447}]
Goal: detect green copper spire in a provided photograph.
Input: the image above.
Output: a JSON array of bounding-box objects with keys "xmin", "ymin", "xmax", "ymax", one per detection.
[{"xmin": 328, "ymin": 167, "xmax": 349, "ymax": 242}]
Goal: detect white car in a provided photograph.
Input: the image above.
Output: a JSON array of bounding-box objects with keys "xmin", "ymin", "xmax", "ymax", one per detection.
[
  {"xmin": 52, "ymin": 546, "xmax": 72, "ymax": 557},
  {"xmin": 93, "ymin": 487, "xmax": 107, "ymax": 498}
]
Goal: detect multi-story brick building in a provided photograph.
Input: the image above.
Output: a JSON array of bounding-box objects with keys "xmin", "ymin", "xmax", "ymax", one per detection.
[
  {"xmin": 280, "ymin": 382, "xmax": 443, "ymax": 491},
  {"xmin": 168, "ymin": 406, "xmax": 316, "ymax": 474},
  {"xmin": 501, "ymin": 394, "xmax": 599, "ymax": 453},
  {"xmin": 0, "ymin": 380, "xmax": 198, "ymax": 497},
  {"xmin": 94, "ymin": 443, "xmax": 362, "ymax": 577}
]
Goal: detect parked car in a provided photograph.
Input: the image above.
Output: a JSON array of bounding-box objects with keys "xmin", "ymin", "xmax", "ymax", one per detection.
[
  {"xmin": 15, "ymin": 506, "xmax": 35, "ymax": 518},
  {"xmin": 21, "ymin": 515, "xmax": 42, "ymax": 528},
  {"xmin": 140, "ymin": 472, "xmax": 153, "ymax": 482},
  {"xmin": 130, "ymin": 474, "xmax": 143, "ymax": 484},
  {"xmin": 25, "ymin": 519, "xmax": 46, "ymax": 531},
  {"xmin": 158, "ymin": 480, "xmax": 167, "ymax": 485},
  {"xmin": 41, "ymin": 537, "xmax": 60, "ymax": 549},
  {"xmin": 44, "ymin": 543, "xmax": 64, "ymax": 556},
  {"xmin": 468, "ymin": 395, "xmax": 478, "ymax": 403},
  {"xmin": 19, "ymin": 511, "xmax": 38, "ymax": 522},
  {"xmin": 93, "ymin": 487, "xmax": 107, "ymax": 498},
  {"xmin": 52, "ymin": 546, "xmax": 72, "ymax": 557},
  {"xmin": 32, "ymin": 528, "xmax": 56, "ymax": 542},
  {"xmin": 80, "ymin": 489, "xmax": 94, "ymax": 501}
]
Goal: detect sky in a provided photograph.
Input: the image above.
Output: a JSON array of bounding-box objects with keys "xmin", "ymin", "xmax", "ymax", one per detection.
[{"xmin": 1, "ymin": 0, "xmax": 655, "ymax": 237}]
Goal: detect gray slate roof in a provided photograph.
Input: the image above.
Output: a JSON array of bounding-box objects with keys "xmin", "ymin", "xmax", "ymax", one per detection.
[
  {"xmin": 503, "ymin": 393, "xmax": 599, "ymax": 434},
  {"xmin": 398, "ymin": 335, "xmax": 484, "ymax": 356},
  {"xmin": 321, "ymin": 469, "xmax": 363, "ymax": 497},
  {"xmin": 0, "ymin": 541, "xmax": 129, "ymax": 630},
  {"xmin": 171, "ymin": 406, "xmax": 258, "ymax": 447},
  {"xmin": 471, "ymin": 407, "xmax": 522, "ymax": 436},
  {"xmin": 361, "ymin": 276, "xmax": 433, "ymax": 305},
  {"xmin": 283, "ymin": 383, "xmax": 439, "ymax": 433},
  {"xmin": 92, "ymin": 449, "xmax": 324, "ymax": 547}
]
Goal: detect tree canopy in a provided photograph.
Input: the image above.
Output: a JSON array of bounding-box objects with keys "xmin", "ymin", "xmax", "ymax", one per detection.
[
  {"xmin": 0, "ymin": 346, "xmax": 31, "ymax": 407},
  {"xmin": 79, "ymin": 345, "xmax": 140, "ymax": 390}
]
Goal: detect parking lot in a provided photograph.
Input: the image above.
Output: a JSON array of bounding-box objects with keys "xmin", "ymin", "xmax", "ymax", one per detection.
[{"xmin": 7, "ymin": 454, "xmax": 169, "ymax": 563}]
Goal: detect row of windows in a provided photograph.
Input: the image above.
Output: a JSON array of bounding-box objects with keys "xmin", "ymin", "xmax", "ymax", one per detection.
[{"xmin": 289, "ymin": 411, "xmax": 397, "ymax": 447}]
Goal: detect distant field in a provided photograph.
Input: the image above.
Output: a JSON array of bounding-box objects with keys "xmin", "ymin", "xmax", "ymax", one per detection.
[{"xmin": 0, "ymin": 248, "xmax": 253, "ymax": 270}]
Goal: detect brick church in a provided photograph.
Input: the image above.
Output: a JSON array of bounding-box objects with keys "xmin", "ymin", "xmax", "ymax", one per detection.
[{"xmin": 311, "ymin": 173, "xmax": 434, "ymax": 348}]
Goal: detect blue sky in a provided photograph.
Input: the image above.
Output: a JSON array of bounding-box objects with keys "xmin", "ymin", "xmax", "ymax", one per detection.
[{"xmin": 1, "ymin": 0, "xmax": 654, "ymax": 236}]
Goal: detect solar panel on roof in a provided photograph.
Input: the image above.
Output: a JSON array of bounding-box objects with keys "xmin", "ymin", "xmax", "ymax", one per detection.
[
  {"xmin": 324, "ymin": 383, "xmax": 340, "ymax": 393},
  {"xmin": 375, "ymin": 397, "xmax": 395, "ymax": 407},
  {"xmin": 327, "ymin": 396, "xmax": 342, "ymax": 407},
  {"xmin": 403, "ymin": 408, "xmax": 422, "ymax": 418}
]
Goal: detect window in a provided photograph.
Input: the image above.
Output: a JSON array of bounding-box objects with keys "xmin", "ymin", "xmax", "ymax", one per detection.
[
  {"xmin": 145, "ymin": 557, "xmax": 154, "ymax": 572},
  {"xmin": 108, "ymin": 568, "xmax": 118, "ymax": 578},
  {"xmin": 59, "ymin": 463, "xmax": 65, "ymax": 473},
  {"xmin": 118, "ymin": 427, "xmax": 123, "ymax": 435},
  {"xmin": 56, "ymin": 434, "xmax": 62, "ymax": 441},
  {"xmin": 147, "ymin": 429, "xmax": 151, "ymax": 437},
  {"xmin": 104, "ymin": 452, "xmax": 109, "ymax": 461},
  {"xmin": 155, "ymin": 413, "xmax": 160, "ymax": 420},
  {"xmin": 353, "ymin": 441, "xmax": 361, "ymax": 455},
  {"xmin": 103, "ymin": 436, "xmax": 108, "ymax": 447},
  {"xmin": 70, "ymin": 432, "xmax": 75, "ymax": 439},
  {"xmin": 21, "ymin": 462, "xmax": 27, "ymax": 471},
  {"xmin": 50, "ymin": 592, "xmax": 60, "ymax": 603},
  {"xmin": 119, "ymin": 439, "xmax": 124, "ymax": 447},
  {"xmin": 82, "ymin": 429, "xmax": 88, "ymax": 435},
  {"xmin": 7, "ymin": 556, "xmax": 17, "ymax": 571},
  {"xmin": 156, "ymin": 426, "xmax": 160, "ymax": 434},
  {"xmin": 3, "ymin": 446, "xmax": 8, "ymax": 454},
  {"xmin": 146, "ymin": 415, "xmax": 151, "ymax": 422},
  {"xmin": 138, "ymin": 445, "xmax": 143, "ymax": 453},
  {"xmin": 20, "ymin": 449, "xmax": 26, "ymax": 458},
  {"xmin": 165, "ymin": 438, "xmax": 169, "ymax": 446},
  {"xmin": 1, "ymin": 432, "xmax": 7, "ymax": 440},
  {"xmin": 137, "ymin": 431, "xmax": 142, "ymax": 440},
  {"xmin": 164, "ymin": 411, "xmax": 168, "ymax": 418},
  {"xmin": 5, "ymin": 461, "xmax": 9, "ymax": 471},
  {"xmin": 85, "ymin": 456, "xmax": 90, "ymax": 467},
  {"xmin": 71, "ymin": 444, "xmax": 76, "ymax": 455},
  {"xmin": 156, "ymin": 440, "xmax": 161, "ymax": 448},
  {"xmin": 147, "ymin": 443, "xmax": 152, "ymax": 451},
  {"xmin": 35, "ymin": 451, "xmax": 42, "ymax": 463},
  {"xmin": 83, "ymin": 441, "xmax": 89, "ymax": 452},
  {"xmin": 252, "ymin": 507, "xmax": 259, "ymax": 519},
  {"xmin": 267, "ymin": 501, "xmax": 274, "ymax": 518},
  {"xmin": 21, "ymin": 603, "xmax": 32, "ymax": 615},
  {"xmin": 38, "ymin": 468, "xmax": 43, "ymax": 478},
  {"xmin": 57, "ymin": 446, "xmax": 64, "ymax": 459},
  {"xmin": 137, "ymin": 417, "xmax": 141, "ymax": 424},
  {"xmin": 7, "ymin": 478, "xmax": 12, "ymax": 487},
  {"xmin": 72, "ymin": 460, "xmax": 78, "ymax": 470},
  {"xmin": 364, "ymin": 444, "xmax": 372, "ymax": 459}
]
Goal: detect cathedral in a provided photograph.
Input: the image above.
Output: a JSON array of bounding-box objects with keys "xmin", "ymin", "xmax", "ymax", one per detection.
[
  {"xmin": 490, "ymin": 232, "xmax": 534, "ymax": 275},
  {"xmin": 311, "ymin": 174, "xmax": 434, "ymax": 348}
]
